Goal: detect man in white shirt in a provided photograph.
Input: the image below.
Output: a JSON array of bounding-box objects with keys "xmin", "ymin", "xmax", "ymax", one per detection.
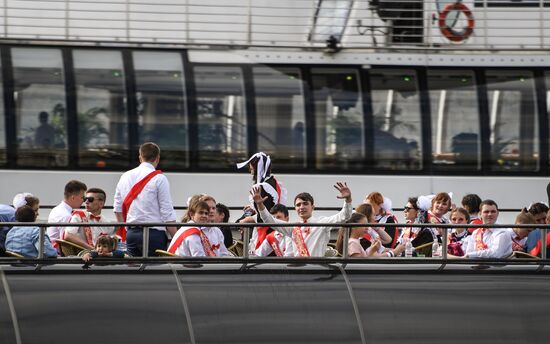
[
  {"xmin": 464, "ymin": 199, "xmax": 512, "ymax": 259},
  {"xmin": 253, "ymin": 204, "xmax": 293, "ymax": 257},
  {"xmin": 65, "ymin": 188, "xmax": 116, "ymax": 250},
  {"xmin": 114, "ymin": 142, "xmax": 177, "ymax": 257},
  {"xmin": 252, "ymin": 182, "xmax": 353, "ymax": 257},
  {"xmin": 48, "ymin": 180, "xmax": 87, "ymax": 245}
]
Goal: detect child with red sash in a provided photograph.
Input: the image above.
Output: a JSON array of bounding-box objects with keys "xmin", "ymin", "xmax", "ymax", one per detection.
[
  {"xmin": 254, "ymin": 204, "xmax": 293, "ymax": 257},
  {"xmin": 168, "ymin": 201, "xmax": 230, "ymax": 257}
]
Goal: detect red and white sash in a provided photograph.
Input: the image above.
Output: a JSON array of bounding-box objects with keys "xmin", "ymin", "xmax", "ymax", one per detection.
[
  {"xmin": 120, "ymin": 169, "xmax": 162, "ymax": 241},
  {"xmin": 266, "ymin": 232, "xmax": 283, "ymax": 257},
  {"xmin": 292, "ymin": 225, "xmax": 311, "ymax": 257},
  {"xmin": 71, "ymin": 210, "xmax": 94, "ymax": 246},
  {"xmin": 474, "ymin": 228, "xmax": 488, "ymax": 251},
  {"xmin": 168, "ymin": 227, "xmax": 217, "ymax": 257}
]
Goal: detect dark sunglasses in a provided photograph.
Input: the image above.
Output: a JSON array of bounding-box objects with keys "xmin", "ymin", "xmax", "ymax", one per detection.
[
  {"xmin": 403, "ymin": 206, "xmax": 415, "ymax": 211},
  {"xmin": 84, "ymin": 197, "xmax": 96, "ymax": 203}
]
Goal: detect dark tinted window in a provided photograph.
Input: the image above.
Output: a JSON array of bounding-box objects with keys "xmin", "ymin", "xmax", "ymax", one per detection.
[
  {"xmin": 12, "ymin": 48, "xmax": 67, "ymax": 167},
  {"xmin": 134, "ymin": 51, "xmax": 188, "ymax": 169}
]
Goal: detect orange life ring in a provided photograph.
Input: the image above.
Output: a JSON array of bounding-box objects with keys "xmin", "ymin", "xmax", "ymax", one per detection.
[{"xmin": 438, "ymin": 2, "xmax": 475, "ymax": 42}]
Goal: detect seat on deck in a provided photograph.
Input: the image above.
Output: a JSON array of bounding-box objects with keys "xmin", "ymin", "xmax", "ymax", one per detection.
[
  {"xmin": 55, "ymin": 239, "xmax": 86, "ymax": 257},
  {"xmin": 325, "ymin": 246, "xmax": 341, "ymax": 257},
  {"xmin": 155, "ymin": 249, "xmax": 178, "ymax": 257},
  {"xmin": 5, "ymin": 250, "xmax": 24, "ymax": 258},
  {"xmin": 509, "ymin": 251, "xmax": 539, "ymax": 259},
  {"xmin": 228, "ymin": 240, "xmax": 244, "ymax": 257}
]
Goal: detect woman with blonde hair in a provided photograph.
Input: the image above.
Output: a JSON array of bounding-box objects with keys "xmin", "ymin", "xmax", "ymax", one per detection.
[{"xmin": 364, "ymin": 191, "xmax": 398, "ymax": 248}]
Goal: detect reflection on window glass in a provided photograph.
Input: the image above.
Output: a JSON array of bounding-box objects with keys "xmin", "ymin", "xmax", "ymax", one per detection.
[
  {"xmin": 194, "ymin": 66, "xmax": 247, "ymax": 168},
  {"xmin": 370, "ymin": 69, "xmax": 422, "ymax": 170},
  {"xmin": 254, "ymin": 67, "xmax": 306, "ymax": 169},
  {"xmin": 486, "ymin": 70, "xmax": 539, "ymax": 171},
  {"xmin": 74, "ymin": 50, "xmax": 127, "ymax": 168},
  {"xmin": 428, "ymin": 70, "xmax": 480, "ymax": 170},
  {"xmin": 312, "ymin": 69, "xmax": 364, "ymax": 170},
  {"xmin": 134, "ymin": 52, "xmax": 188, "ymax": 169},
  {"xmin": 12, "ymin": 48, "xmax": 67, "ymax": 167}
]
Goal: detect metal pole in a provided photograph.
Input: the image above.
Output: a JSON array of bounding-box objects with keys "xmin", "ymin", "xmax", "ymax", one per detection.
[
  {"xmin": 242, "ymin": 227, "xmax": 249, "ymax": 258},
  {"xmin": 65, "ymin": 0, "xmax": 69, "ymax": 39},
  {"xmin": 442, "ymin": 227, "xmax": 448, "ymax": 260},
  {"xmin": 342, "ymin": 226, "xmax": 350, "ymax": 259},
  {"xmin": 541, "ymin": 227, "xmax": 547, "ymax": 260},
  {"xmin": 142, "ymin": 226, "xmax": 149, "ymax": 258},
  {"xmin": 247, "ymin": 0, "xmax": 252, "ymax": 45},
  {"xmin": 38, "ymin": 226, "xmax": 45, "ymax": 259}
]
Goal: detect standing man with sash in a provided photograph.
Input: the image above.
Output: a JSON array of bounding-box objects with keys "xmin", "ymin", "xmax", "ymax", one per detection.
[
  {"xmin": 252, "ymin": 182, "xmax": 353, "ymax": 257},
  {"xmin": 114, "ymin": 142, "xmax": 177, "ymax": 257},
  {"xmin": 464, "ymin": 199, "xmax": 512, "ymax": 259}
]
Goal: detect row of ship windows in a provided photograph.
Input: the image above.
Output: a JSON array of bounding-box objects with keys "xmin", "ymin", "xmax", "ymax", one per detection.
[{"xmin": 0, "ymin": 46, "xmax": 547, "ymax": 173}]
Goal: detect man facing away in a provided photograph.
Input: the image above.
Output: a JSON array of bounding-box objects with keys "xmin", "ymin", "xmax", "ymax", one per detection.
[
  {"xmin": 114, "ymin": 142, "xmax": 177, "ymax": 257},
  {"xmin": 65, "ymin": 188, "xmax": 116, "ymax": 250},
  {"xmin": 252, "ymin": 182, "xmax": 353, "ymax": 257},
  {"xmin": 464, "ymin": 199, "xmax": 512, "ymax": 259},
  {"xmin": 48, "ymin": 180, "xmax": 87, "ymax": 246}
]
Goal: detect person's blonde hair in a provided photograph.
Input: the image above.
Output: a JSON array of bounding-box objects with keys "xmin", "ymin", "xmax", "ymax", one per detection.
[{"xmin": 335, "ymin": 213, "xmax": 367, "ymax": 255}]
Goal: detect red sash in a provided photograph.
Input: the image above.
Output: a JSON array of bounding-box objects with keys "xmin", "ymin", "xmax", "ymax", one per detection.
[
  {"xmin": 167, "ymin": 227, "xmax": 217, "ymax": 256},
  {"xmin": 468, "ymin": 218, "xmax": 483, "ymax": 233},
  {"xmin": 292, "ymin": 226, "xmax": 311, "ymax": 257},
  {"xmin": 362, "ymin": 231, "xmax": 372, "ymax": 242},
  {"xmin": 255, "ymin": 227, "xmax": 269, "ymax": 249},
  {"xmin": 530, "ymin": 231, "xmax": 550, "ymax": 256},
  {"xmin": 72, "ymin": 210, "xmax": 93, "ymax": 246},
  {"xmin": 119, "ymin": 170, "xmax": 162, "ymax": 241},
  {"xmin": 474, "ymin": 228, "xmax": 488, "ymax": 251},
  {"xmin": 266, "ymin": 232, "xmax": 283, "ymax": 257}
]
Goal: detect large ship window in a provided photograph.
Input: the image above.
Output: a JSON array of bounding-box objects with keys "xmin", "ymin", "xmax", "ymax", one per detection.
[
  {"xmin": 0, "ymin": 57, "xmax": 4, "ymax": 166},
  {"xmin": 133, "ymin": 51, "xmax": 188, "ymax": 169},
  {"xmin": 486, "ymin": 70, "xmax": 539, "ymax": 172},
  {"xmin": 194, "ymin": 66, "xmax": 247, "ymax": 168},
  {"xmin": 311, "ymin": 69, "xmax": 365, "ymax": 170},
  {"xmin": 369, "ymin": 69, "xmax": 422, "ymax": 170},
  {"xmin": 12, "ymin": 48, "xmax": 67, "ymax": 167},
  {"xmin": 253, "ymin": 67, "xmax": 306, "ymax": 169},
  {"xmin": 428, "ymin": 69, "xmax": 480, "ymax": 171},
  {"xmin": 544, "ymin": 71, "xmax": 550, "ymax": 169},
  {"xmin": 73, "ymin": 50, "xmax": 128, "ymax": 169}
]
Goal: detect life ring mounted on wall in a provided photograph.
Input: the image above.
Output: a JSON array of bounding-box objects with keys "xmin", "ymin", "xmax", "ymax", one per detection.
[{"xmin": 438, "ymin": 1, "xmax": 475, "ymax": 42}]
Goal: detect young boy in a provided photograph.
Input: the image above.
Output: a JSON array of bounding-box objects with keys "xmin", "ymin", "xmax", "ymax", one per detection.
[{"xmin": 81, "ymin": 236, "xmax": 125, "ymax": 262}]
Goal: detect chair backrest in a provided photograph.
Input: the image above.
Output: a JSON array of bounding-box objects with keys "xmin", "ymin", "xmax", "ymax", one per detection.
[
  {"xmin": 228, "ymin": 240, "xmax": 244, "ymax": 257},
  {"xmin": 5, "ymin": 250, "xmax": 24, "ymax": 258},
  {"xmin": 324, "ymin": 246, "xmax": 341, "ymax": 257},
  {"xmin": 55, "ymin": 239, "xmax": 86, "ymax": 257},
  {"xmin": 155, "ymin": 249, "xmax": 178, "ymax": 257}
]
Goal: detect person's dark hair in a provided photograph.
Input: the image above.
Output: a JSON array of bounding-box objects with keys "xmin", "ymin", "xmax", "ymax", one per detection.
[
  {"xmin": 64, "ymin": 180, "xmax": 87, "ymax": 198},
  {"xmin": 39, "ymin": 111, "xmax": 49, "ymax": 122},
  {"xmin": 462, "ymin": 194, "xmax": 482, "ymax": 214},
  {"xmin": 270, "ymin": 204, "xmax": 289, "ymax": 218},
  {"xmin": 215, "ymin": 203, "xmax": 230, "ymax": 223},
  {"xmin": 294, "ymin": 192, "xmax": 314, "ymax": 206},
  {"xmin": 87, "ymin": 188, "xmax": 106, "ymax": 202},
  {"xmin": 249, "ymin": 155, "xmax": 272, "ymax": 182},
  {"xmin": 480, "ymin": 199, "xmax": 499, "ymax": 211},
  {"xmin": 336, "ymin": 212, "xmax": 368, "ymax": 254},
  {"xmin": 407, "ymin": 197, "xmax": 419, "ymax": 210},
  {"xmin": 96, "ymin": 235, "xmax": 117, "ymax": 251},
  {"xmin": 355, "ymin": 203, "xmax": 374, "ymax": 222},
  {"xmin": 528, "ymin": 202, "xmax": 549, "ymax": 216},
  {"xmin": 450, "ymin": 207, "xmax": 470, "ymax": 223},
  {"xmin": 139, "ymin": 142, "xmax": 160, "ymax": 162},
  {"xmin": 25, "ymin": 195, "xmax": 39, "ymax": 209},
  {"xmin": 16, "ymin": 205, "xmax": 36, "ymax": 222}
]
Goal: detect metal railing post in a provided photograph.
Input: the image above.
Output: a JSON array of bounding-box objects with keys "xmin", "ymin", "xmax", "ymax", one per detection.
[
  {"xmin": 242, "ymin": 226, "xmax": 250, "ymax": 258},
  {"xmin": 442, "ymin": 227, "xmax": 448, "ymax": 260},
  {"xmin": 247, "ymin": 0, "xmax": 252, "ymax": 45},
  {"xmin": 541, "ymin": 227, "xmax": 547, "ymax": 260},
  {"xmin": 142, "ymin": 226, "xmax": 149, "ymax": 258},
  {"xmin": 38, "ymin": 226, "xmax": 45, "ymax": 259},
  {"xmin": 342, "ymin": 226, "xmax": 350, "ymax": 259}
]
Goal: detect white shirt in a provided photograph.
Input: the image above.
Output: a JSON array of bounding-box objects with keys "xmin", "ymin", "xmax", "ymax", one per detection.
[
  {"xmin": 47, "ymin": 201, "xmax": 73, "ymax": 241},
  {"xmin": 65, "ymin": 211, "xmax": 116, "ymax": 246},
  {"xmin": 259, "ymin": 202, "xmax": 353, "ymax": 257},
  {"xmin": 169, "ymin": 222, "xmax": 230, "ymax": 257},
  {"xmin": 113, "ymin": 162, "xmax": 176, "ymax": 230},
  {"xmin": 254, "ymin": 231, "xmax": 294, "ymax": 257},
  {"xmin": 465, "ymin": 228, "xmax": 512, "ymax": 258},
  {"xmin": 506, "ymin": 228, "xmax": 528, "ymax": 251}
]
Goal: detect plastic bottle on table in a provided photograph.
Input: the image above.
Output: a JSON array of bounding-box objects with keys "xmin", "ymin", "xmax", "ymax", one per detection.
[{"xmin": 405, "ymin": 239, "xmax": 413, "ymax": 258}]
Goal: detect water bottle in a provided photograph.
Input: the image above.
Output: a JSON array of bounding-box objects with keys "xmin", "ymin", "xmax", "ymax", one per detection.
[
  {"xmin": 432, "ymin": 239, "xmax": 440, "ymax": 258},
  {"xmin": 405, "ymin": 240, "xmax": 413, "ymax": 258}
]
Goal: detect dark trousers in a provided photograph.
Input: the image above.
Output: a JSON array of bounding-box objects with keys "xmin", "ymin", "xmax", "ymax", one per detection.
[{"xmin": 126, "ymin": 227, "xmax": 168, "ymax": 257}]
